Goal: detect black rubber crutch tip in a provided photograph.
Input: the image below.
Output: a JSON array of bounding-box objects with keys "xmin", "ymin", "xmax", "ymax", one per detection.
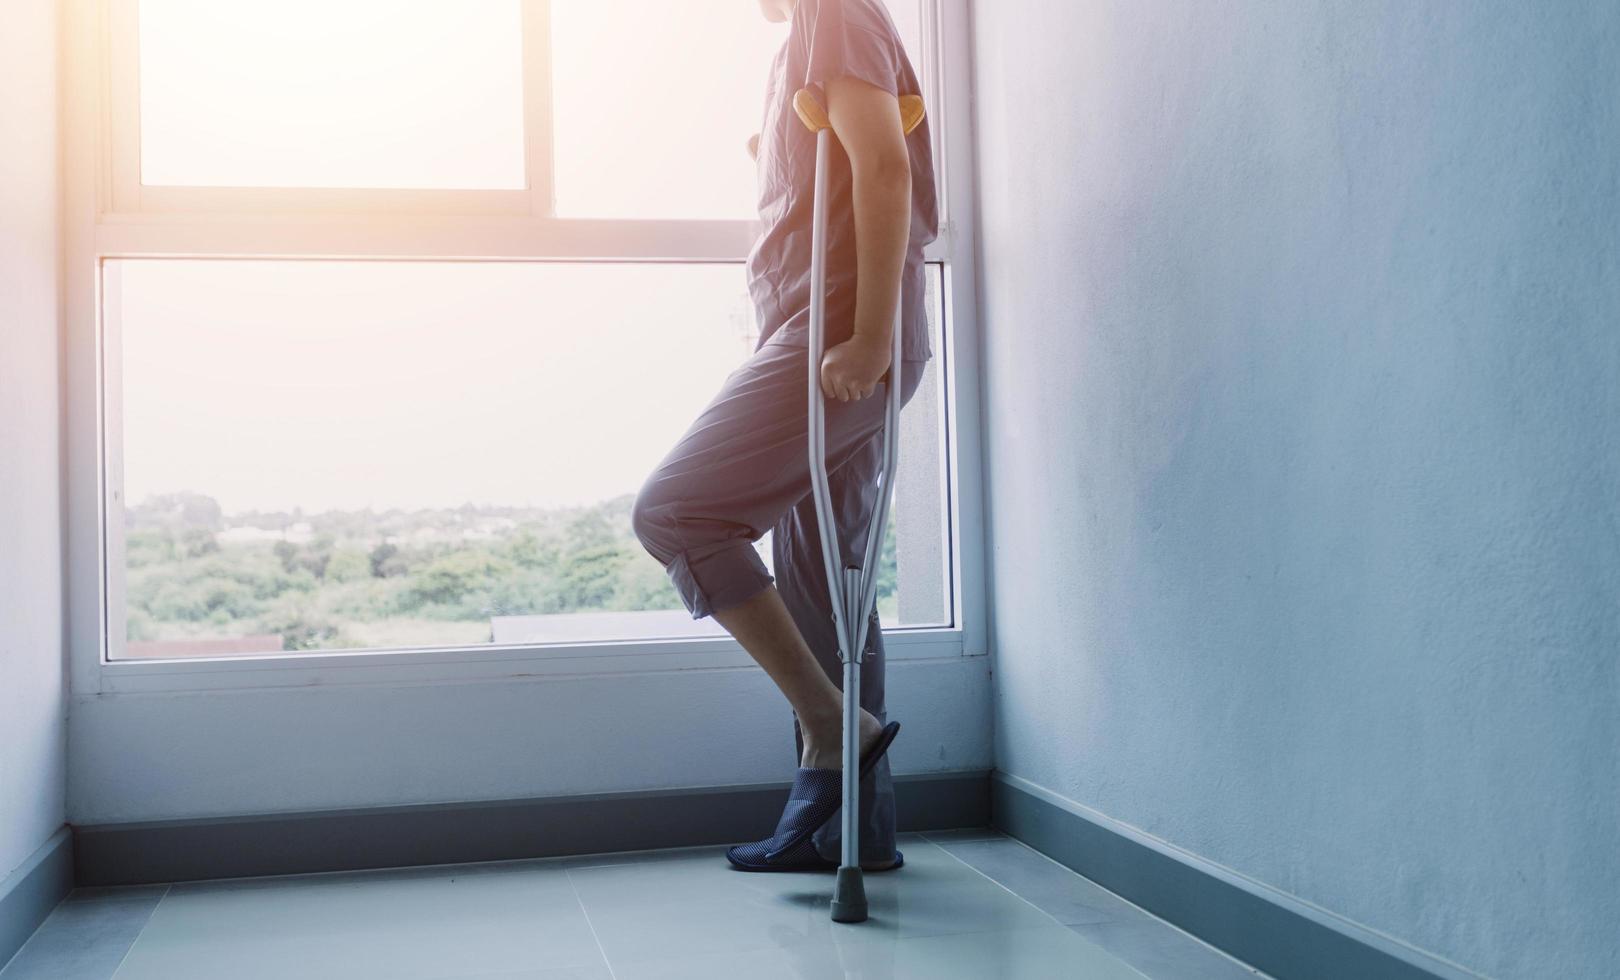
[{"xmin": 830, "ymin": 866, "xmax": 869, "ymax": 923}]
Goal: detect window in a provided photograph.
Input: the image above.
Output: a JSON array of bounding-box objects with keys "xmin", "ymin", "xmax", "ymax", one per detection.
[
  {"xmin": 71, "ymin": 0, "xmax": 976, "ymax": 679},
  {"xmin": 138, "ymin": 0, "xmax": 527, "ymax": 189},
  {"xmin": 104, "ymin": 259, "xmax": 951, "ymax": 659},
  {"xmin": 549, "ymin": 3, "xmax": 781, "ymax": 219},
  {"xmin": 548, "ymin": 1, "xmax": 925, "ymax": 219}
]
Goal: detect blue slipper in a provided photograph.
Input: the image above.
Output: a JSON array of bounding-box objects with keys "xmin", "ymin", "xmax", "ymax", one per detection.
[
  {"xmin": 725, "ymin": 721, "xmax": 901, "ymax": 872},
  {"xmin": 726, "ymin": 846, "xmax": 905, "ymax": 874}
]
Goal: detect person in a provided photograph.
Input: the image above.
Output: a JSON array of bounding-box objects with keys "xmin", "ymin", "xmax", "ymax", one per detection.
[{"xmin": 631, "ymin": 0, "xmax": 938, "ymax": 872}]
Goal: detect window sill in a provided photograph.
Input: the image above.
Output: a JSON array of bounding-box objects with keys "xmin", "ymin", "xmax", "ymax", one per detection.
[{"xmin": 93, "ymin": 626, "xmax": 972, "ymax": 695}]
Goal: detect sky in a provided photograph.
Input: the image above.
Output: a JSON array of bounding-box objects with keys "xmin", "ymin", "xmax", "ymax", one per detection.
[
  {"xmin": 122, "ymin": 1, "xmax": 926, "ymax": 516},
  {"xmin": 115, "ymin": 259, "xmax": 760, "ymax": 514}
]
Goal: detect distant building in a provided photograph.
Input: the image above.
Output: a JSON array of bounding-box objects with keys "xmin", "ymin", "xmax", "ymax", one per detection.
[
  {"xmin": 125, "ymin": 634, "xmax": 285, "ymax": 659},
  {"xmin": 217, "ymin": 523, "xmax": 313, "ymax": 544}
]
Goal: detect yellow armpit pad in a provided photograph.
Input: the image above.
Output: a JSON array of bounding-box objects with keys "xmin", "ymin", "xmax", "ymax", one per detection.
[{"xmin": 794, "ymin": 89, "xmax": 926, "ymax": 136}]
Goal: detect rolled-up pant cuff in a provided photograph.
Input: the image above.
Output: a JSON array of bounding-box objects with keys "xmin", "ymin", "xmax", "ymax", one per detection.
[{"xmin": 667, "ymin": 541, "xmax": 776, "ymax": 620}]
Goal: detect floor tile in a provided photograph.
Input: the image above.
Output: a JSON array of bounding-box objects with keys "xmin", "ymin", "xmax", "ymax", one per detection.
[
  {"xmin": 1067, "ymin": 918, "xmax": 1264, "ymax": 980},
  {"xmin": 109, "ymin": 864, "xmax": 608, "ymax": 980},
  {"xmin": 936, "ymin": 839, "xmax": 1265, "ymax": 978},
  {"xmin": 59, "ymin": 887, "xmax": 170, "ymax": 905},
  {"xmin": 552, "ymin": 833, "xmax": 931, "ymax": 874},
  {"xmin": 612, "ymin": 924, "xmax": 1147, "ymax": 980},
  {"xmin": 4, "ymin": 836, "xmax": 1268, "ymax": 980},
  {"xmin": 567, "ymin": 841, "xmax": 1068, "ymax": 970},
  {"xmin": 556, "ymin": 843, "xmax": 747, "ymax": 872},
  {"xmin": 935, "ymin": 838, "xmax": 1133, "ymax": 925},
  {"xmin": 433, "ymin": 967, "xmax": 614, "ymax": 980},
  {"xmin": 0, "ymin": 888, "xmax": 166, "ymax": 980},
  {"xmin": 918, "ymin": 827, "xmax": 1007, "ymax": 844}
]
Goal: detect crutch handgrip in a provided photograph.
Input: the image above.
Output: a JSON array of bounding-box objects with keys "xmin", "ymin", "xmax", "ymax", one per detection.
[{"xmin": 794, "ymin": 88, "xmax": 926, "ymax": 136}]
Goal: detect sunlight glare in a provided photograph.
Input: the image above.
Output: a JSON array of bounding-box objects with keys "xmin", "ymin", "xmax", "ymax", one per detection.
[{"xmin": 139, "ymin": 0, "xmax": 526, "ymax": 188}]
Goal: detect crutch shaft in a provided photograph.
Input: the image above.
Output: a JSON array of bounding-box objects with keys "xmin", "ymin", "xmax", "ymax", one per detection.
[{"xmin": 796, "ymin": 86, "xmax": 924, "ymax": 925}]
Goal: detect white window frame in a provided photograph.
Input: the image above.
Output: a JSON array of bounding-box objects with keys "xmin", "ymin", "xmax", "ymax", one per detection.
[{"xmin": 62, "ymin": 0, "xmax": 988, "ymax": 695}]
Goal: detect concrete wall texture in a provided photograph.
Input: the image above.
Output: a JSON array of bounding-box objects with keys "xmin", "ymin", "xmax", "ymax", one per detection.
[
  {"xmin": 0, "ymin": 0, "xmax": 68, "ymax": 887},
  {"xmin": 969, "ymin": 2, "xmax": 1618, "ymax": 978}
]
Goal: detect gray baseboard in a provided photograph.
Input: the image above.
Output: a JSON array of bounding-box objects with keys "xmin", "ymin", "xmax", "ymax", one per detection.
[
  {"xmin": 0, "ymin": 828, "xmax": 74, "ymax": 971},
  {"xmin": 992, "ymin": 773, "xmax": 1481, "ymax": 980},
  {"xmin": 75, "ymin": 769, "xmax": 989, "ymax": 887}
]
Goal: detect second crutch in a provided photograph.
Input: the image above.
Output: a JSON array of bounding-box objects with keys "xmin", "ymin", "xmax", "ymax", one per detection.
[{"xmin": 792, "ymin": 87, "xmax": 926, "ymax": 924}]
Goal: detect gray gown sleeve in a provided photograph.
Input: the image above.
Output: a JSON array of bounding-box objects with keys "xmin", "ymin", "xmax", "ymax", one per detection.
[{"xmin": 798, "ymin": 0, "xmax": 904, "ymax": 104}]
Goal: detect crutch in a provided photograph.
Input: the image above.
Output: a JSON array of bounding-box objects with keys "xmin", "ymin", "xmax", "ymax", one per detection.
[{"xmin": 793, "ymin": 87, "xmax": 926, "ymax": 924}]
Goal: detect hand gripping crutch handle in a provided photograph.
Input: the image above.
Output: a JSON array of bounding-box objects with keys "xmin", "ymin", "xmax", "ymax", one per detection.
[{"xmin": 795, "ymin": 87, "xmax": 923, "ymax": 924}]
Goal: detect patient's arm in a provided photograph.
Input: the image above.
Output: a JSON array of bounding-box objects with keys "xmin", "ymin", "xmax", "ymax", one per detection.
[{"xmin": 827, "ymin": 74, "xmax": 910, "ymax": 356}]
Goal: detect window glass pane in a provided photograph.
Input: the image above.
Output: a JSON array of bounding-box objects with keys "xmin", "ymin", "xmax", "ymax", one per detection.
[
  {"xmin": 107, "ymin": 260, "xmax": 949, "ymax": 659},
  {"xmin": 550, "ymin": 1, "xmax": 926, "ymax": 220},
  {"xmin": 883, "ymin": 264, "xmax": 952, "ymax": 628},
  {"xmin": 886, "ymin": 0, "xmax": 926, "ymax": 69},
  {"xmin": 138, "ymin": 0, "xmax": 526, "ymax": 189},
  {"xmin": 550, "ymin": 2, "xmax": 782, "ymax": 219}
]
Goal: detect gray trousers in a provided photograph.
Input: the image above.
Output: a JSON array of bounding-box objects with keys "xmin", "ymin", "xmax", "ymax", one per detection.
[{"xmin": 632, "ymin": 340, "xmax": 927, "ymax": 861}]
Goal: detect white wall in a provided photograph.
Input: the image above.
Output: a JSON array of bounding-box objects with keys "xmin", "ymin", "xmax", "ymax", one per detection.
[
  {"xmin": 972, "ymin": 2, "xmax": 1618, "ymax": 978},
  {"xmin": 0, "ymin": 0, "xmax": 68, "ymax": 884},
  {"xmin": 69, "ymin": 658, "xmax": 988, "ymax": 823}
]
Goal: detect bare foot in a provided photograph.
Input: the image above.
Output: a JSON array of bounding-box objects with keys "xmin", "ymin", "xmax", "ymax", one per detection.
[{"xmin": 799, "ymin": 707, "xmax": 884, "ymax": 770}]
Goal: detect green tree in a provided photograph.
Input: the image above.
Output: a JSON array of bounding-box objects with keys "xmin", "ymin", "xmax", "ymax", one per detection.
[
  {"xmin": 180, "ymin": 526, "xmax": 220, "ymax": 558},
  {"xmin": 257, "ymin": 599, "xmax": 348, "ymax": 651},
  {"xmin": 482, "ymin": 568, "xmax": 565, "ymax": 618},
  {"xmin": 369, "ymin": 541, "xmax": 410, "ymax": 578},
  {"xmin": 126, "ymin": 528, "xmax": 177, "ymax": 568},
  {"xmin": 608, "ymin": 554, "xmax": 683, "ymax": 612},
  {"xmin": 179, "ymin": 493, "xmax": 224, "ymax": 530},
  {"xmin": 503, "ymin": 526, "xmax": 560, "ymax": 570},
  {"xmin": 875, "ymin": 520, "xmax": 898, "ymax": 607},
  {"xmin": 551, "ymin": 544, "xmax": 630, "ymax": 610},
  {"xmin": 273, "ymin": 537, "xmax": 333, "ymax": 579},
  {"xmin": 399, "ymin": 550, "xmax": 515, "ymax": 612},
  {"xmin": 126, "ymin": 492, "xmax": 224, "ymax": 532},
  {"xmin": 562, "ymin": 509, "xmax": 616, "ymax": 553},
  {"xmin": 325, "ymin": 547, "xmax": 372, "ymax": 583}
]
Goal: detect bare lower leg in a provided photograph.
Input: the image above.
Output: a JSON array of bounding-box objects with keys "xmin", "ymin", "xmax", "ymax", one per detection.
[{"xmin": 713, "ymin": 585, "xmax": 882, "ymax": 770}]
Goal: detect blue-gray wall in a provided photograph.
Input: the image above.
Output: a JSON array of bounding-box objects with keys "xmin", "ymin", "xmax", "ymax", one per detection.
[{"xmin": 970, "ymin": 3, "xmax": 1618, "ymax": 978}]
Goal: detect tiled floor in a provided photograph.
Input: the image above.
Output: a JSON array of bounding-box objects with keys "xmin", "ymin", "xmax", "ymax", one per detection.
[{"xmin": 2, "ymin": 830, "xmax": 1266, "ymax": 980}]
